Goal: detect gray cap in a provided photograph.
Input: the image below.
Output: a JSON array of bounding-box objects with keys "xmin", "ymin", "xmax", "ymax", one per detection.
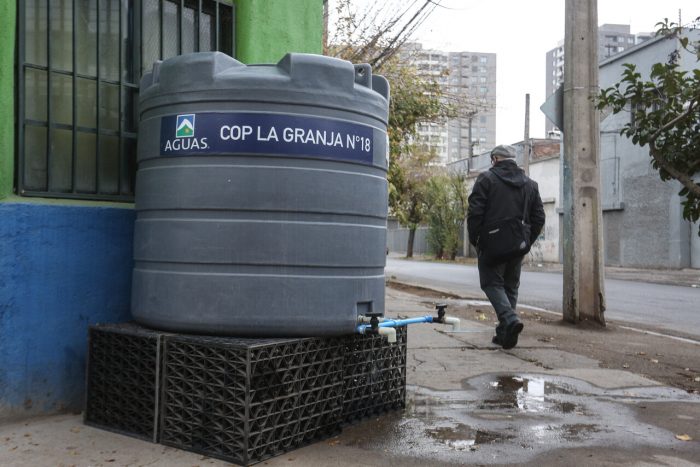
[{"xmin": 491, "ymin": 144, "xmax": 516, "ymax": 159}]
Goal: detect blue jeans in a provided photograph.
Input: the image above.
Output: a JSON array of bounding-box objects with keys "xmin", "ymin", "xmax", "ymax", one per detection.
[{"xmin": 478, "ymin": 254, "xmax": 523, "ymax": 337}]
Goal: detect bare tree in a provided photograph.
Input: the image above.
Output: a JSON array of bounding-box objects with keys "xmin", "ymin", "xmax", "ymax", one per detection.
[{"xmin": 326, "ymin": 0, "xmax": 440, "ymax": 70}]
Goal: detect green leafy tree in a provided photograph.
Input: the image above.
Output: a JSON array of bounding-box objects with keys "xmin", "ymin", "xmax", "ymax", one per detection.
[
  {"xmin": 597, "ymin": 18, "xmax": 700, "ymax": 234},
  {"xmin": 384, "ymin": 60, "xmax": 453, "ymax": 256},
  {"xmin": 424, "ymin": 172, "xmax": 468, "ymax": 260},
  {"xmin": 390, "ymin": 148, "xmax": 435, "ymax": 258}
]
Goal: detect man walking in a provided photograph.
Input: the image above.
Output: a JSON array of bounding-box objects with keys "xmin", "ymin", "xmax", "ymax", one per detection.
[{"xmin": 467, "ymin": 144, "xmax": 545, "ymax": 349}]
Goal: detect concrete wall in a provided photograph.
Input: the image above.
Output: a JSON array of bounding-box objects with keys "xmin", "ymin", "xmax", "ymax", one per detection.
[
  {"xmin": 386, "ymin": 227, "xmax": 431, "ymax": 256},
  {"xmin": 527, "ymin": 156, "xmax": 560, "ymax": 263},
  {"xmin": 0, "ymin": 0, "xmax": 324, "ymax": 421},
  {"xmin": 386, "ymin": 218, "xmax": 431, "ymax": 256},
  {"xmin": 0, "ymin": 202, "xmax": 134, "ymax": 419},
  {"xmin": 599, "ymin": 32, "xmax": 698, "ymax": 269}
]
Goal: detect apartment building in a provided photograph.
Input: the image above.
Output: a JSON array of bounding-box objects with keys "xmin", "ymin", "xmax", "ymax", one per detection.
[{"xmin": 406, "ymin": 43, "xmax": 497, "ymax": 165}]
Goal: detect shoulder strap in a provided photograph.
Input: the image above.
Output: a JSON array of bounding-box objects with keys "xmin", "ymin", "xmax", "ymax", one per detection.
[{"xmin": 521, "ymin": 183, "xmax": 530, "ymax": 222}]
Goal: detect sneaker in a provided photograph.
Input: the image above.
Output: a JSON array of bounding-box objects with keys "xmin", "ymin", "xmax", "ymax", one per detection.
[
  {"xmin": 502, "ymin": 320, "xmax": 524, "ymax": 350},
  {"xmin": 491, "ymin": 335, "xmax": 503, "ymax": 346}
]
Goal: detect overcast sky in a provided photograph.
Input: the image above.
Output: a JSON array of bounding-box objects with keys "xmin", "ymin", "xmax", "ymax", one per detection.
[{"xmin": 408, "ymin": 0, "xmax": 700, "ymax": 144}]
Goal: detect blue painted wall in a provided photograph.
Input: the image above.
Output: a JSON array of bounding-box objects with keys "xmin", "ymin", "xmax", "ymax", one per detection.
[{"xmin": 0, "ymin": 202, "xmax": 135, "ymax": 420}]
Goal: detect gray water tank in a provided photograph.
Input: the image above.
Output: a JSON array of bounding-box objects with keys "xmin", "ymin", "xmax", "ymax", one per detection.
[{"xmin": 131, "ymin": 52, "xmax": 390, "ymax": 337}]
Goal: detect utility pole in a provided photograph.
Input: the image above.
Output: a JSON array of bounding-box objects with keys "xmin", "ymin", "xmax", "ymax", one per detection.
[
  {"xmin": 562, "ymin": 0, "xmax": 606, "ymax": 324},
  {"xmin": 523, "ymin": 93, "xmax": 530, "ymax": 175}
]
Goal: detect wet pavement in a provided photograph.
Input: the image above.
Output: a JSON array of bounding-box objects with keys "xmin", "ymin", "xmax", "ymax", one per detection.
[
  {"xmin": 337, "ymin": 374, "xmax": 698, "ymax": 465},
  {"xmin": 1, "ymin": 286, "xmax": 699, "ymax": 466}
]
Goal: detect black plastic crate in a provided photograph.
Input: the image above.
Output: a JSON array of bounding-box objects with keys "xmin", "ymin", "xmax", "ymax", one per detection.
[
  {"xmin": 159, "ymin": 335, "xmax": 344, "ymax": 466},
  {"xmin": 84, "ymin": 323, "xmax": 163, "ymax": 442},
  {"xmin": 341, "ymin": 326, "xmax": 407, "ymax": 425}
]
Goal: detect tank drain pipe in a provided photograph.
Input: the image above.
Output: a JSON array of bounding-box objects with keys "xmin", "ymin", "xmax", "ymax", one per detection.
[{"xmin": 356, "ymin": 304, "xmax": 460, "ymax": 343}]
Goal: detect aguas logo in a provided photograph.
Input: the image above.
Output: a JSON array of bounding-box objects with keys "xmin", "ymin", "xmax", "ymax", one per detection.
[
  {"xmin": 163, "ymin": 113, "xmax": 209, "ymax": 152},
  {"xmin": 176, "ymin": 114, "xmax": 195, "ymax": 138}
]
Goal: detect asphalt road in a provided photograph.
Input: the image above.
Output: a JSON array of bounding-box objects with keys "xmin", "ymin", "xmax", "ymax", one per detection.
[{"xmin": 385, "ymin": 258, "xmax": 700, "ymax": 338}]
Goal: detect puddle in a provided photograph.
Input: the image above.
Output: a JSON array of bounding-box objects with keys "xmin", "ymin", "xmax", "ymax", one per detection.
[
  {"xmin": 556, "ymin": 424, "xmax": 600, "ymax": 441},
  {"xmin": 426, "ymin": 423, "xmax": 513, "ymax": 449},
  {"xmin": 339, "ymin": 373, "xmax": 700, "ymax": 465},
  {"xmin": 478, "ymin": 375, "xmax": 584, "ymax": 414}
]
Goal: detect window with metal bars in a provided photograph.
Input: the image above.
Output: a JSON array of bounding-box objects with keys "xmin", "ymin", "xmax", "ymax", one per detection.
[{"xmin": 18, "ymin": 0, "xmax": 235, "ymax": 201}]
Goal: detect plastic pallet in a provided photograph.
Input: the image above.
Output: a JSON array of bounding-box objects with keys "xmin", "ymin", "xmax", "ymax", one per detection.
[
  {"xmin": 84, "ymin": 323, "xmax": 163, "ymax": 442},
  {"xmin": 341, "ymin": 326, "xmax": 407, "ymax": 425},
  {"xmin": 159, "ymin": 335, "xmax": 344, "ymax": 466}
]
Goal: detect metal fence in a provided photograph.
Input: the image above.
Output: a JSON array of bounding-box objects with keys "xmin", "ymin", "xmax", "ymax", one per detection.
[{"xmin": 17, "ymin": 0, "xmax": 234, "ymax": 201}]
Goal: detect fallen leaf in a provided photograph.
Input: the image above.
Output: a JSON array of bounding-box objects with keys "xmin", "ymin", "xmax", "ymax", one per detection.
[
  {"xmin": 476, "ymin": 314, "xmax": 487, "ymax": 321},
  {"xmin": 694, "ymin": 377, "xmax": 700, "ymax": 382},
  {"xmin": 651, "ymin": 359, "xmax": 659, "ymax": 363},
  {"xmin": 622, "ymin": 363, "xmax": 630, "ymax": 369},
  {"xmin": 327, "ymin": 439, "xmax": 341, "ymax": 446},
  {"xmin": 675, "ymin": 434, "xmax": 692, "ymax": 441},
  {"xmin": 637, "ymin": 352, "xmax": 646, "ymax": 356}
]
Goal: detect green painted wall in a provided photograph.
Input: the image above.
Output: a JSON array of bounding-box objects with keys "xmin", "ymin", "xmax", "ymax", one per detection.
[
  {"xmin": 0, "ymin": 0, "xmax": 16, "ymax": 199},
  {"xmin": 235, "ymin": 0, "xmax": 323, "ymax": 64}
]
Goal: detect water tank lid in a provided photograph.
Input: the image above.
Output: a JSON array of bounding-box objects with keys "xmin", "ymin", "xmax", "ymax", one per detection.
[{"xmin": 139, "ymin": 52, "xmax": 390, "ymax": 125}]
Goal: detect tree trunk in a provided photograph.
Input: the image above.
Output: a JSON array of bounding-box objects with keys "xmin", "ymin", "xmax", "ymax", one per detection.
[{"xmin": 406, "ymin": 228, "xmax": 416, "ymax": 258}]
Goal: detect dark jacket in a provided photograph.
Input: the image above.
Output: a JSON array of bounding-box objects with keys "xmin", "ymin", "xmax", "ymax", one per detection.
[{"xmin": 467, "ymin": 159, "xmax": 545, "ymax": 248}]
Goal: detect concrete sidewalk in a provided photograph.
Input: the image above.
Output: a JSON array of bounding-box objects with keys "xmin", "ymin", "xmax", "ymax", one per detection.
[{"xmin": 1, "ymin": 286, "xmax": 699, "ymax": 466}]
